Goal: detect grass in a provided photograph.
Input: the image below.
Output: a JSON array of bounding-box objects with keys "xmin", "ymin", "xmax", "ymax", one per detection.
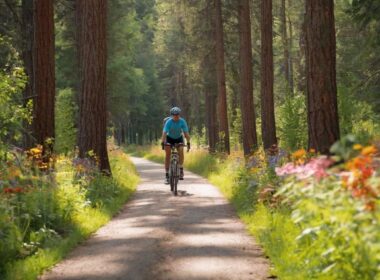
[{"xmin": 4, "ymin": 149, "xmax": 139, "ymax": 280}]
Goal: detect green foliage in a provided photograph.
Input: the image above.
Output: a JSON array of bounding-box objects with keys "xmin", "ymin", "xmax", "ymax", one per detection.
[
  {"xmin": 0, "ymin": 150, "xmax": 138, "ymax": 279},
  {"xmin": 231, "ymin": 108, "xmax": 243, "ymax": 150},
  {"xmin": 338, "ymin": 89, "xmax": 380, "ymax": 143},
  {"xmin": 278, "ymin": 178, "xmax": 380, "ymax": 279},
  {"xmin": 277, "ymin": 94, "xmax": 307, "ymax": 151},
  {"xmin": 55, "ymin": 89, "xmax": 77, "ymax": 155},
  {"xmin": 0, "ymin": 67, "xmax": 31, "ymax": 154}
]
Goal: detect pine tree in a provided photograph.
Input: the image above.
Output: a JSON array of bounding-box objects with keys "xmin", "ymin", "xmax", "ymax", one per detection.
[
  {"xmin": 76, "ymin": 0, "xmax": 111, "ymax": 173},
  {"xmin": 238, "ymin": 0, "xmax": 258, "ymax": 155},
  {"xmin": 33, "ymin": 0, "xmax": 55, "ymax": 151},
  {"xmin": 305, "ymin": 0, "xmax": 340, "ymax": 153},
  {"xmin": 261, "ymin": 0, "xmax": 277, "ymax": 150}
]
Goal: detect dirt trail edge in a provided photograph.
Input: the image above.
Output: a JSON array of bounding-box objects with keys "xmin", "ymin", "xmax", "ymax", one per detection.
[{"xmin": 41, "ymin": 157, "xmax": 270, "ymax": 280}]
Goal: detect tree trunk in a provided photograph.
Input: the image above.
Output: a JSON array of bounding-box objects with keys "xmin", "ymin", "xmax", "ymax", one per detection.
[
  {"xmin": 205, "ymin": 87, "xmax": 218, "ymax": 154},
  {"xmin": 261, "ymin": 0, "xmax": 277, "ymax": 150},
  {"xmin": 238, "ymin": 0, "xmax": 258, "ymax": 156},
  {"xmin": 281, "ymin": 0, "xmax": 294, "ymax": 95},
  {"xmin": 21, "ymin": 0, "xmax": 34, "ymax": 148},
  {"xmin": 287, "ymin": 4, "xmax": 295, "ymax": 94},
  {"xmin": 305, "ymin": 0, "xmax": 340, "ymax": 154},
  {"xmin": 214, "ymin": 0, "xmax": 230, "ymax": 154},
  {"xmin": 33, "ymin": 0, "xmax": 55, "ymax": 151},
  {"xmin": 77, "ymin": 0, "xmax": 111, "ymax": 173}
]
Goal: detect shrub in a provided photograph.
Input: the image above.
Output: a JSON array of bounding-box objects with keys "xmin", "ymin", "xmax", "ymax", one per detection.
[
  {"xmin": 275, "ymin": 144, "xmax": 380, "ymax": 279},
  {"xmin": 339, "ymin": 89, "xmax": 380, "ymax": 143},
  {"xmin": 0, "ymin": 147, "xmax": 138, "ymax": 278},
  {"xmin": 0, "ymin": 67, "xmax": 30, "ymax": 156},
  {"xmin": 277, "ymin": 94, "xmax": 307, "ymax": 151},
  {"xmin": 55, "ymin": 89, "xmax": 78, "ymax": 155}
]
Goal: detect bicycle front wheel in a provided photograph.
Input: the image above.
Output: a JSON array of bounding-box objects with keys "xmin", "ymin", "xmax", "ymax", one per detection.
[{"xmin": 172, "ymin": 161, "xmax": 178, "ymax": 196}]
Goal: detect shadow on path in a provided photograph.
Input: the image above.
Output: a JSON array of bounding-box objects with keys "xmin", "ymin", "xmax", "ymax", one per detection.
[{"xmin": 40, "ymin": 157, "xmax": 269, "ymax": 280}]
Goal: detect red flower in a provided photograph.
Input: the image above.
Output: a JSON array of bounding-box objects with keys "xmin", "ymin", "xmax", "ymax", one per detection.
[
  {"xmin": 14, "ymin": 187, "xmax": 23, "ymax": 193},
  {"xmin": 3, "ymin": 188, "xmax": 14, "ymax": 194}
]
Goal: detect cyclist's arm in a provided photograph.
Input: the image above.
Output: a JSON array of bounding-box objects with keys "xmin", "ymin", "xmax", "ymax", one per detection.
[
  {"xmin": 161, "ymin": 132, "xmax": 167, "ymax": 144},
  {"xmin": 184, "ymin": 132, "xmax": 190, "ymax": 143}
]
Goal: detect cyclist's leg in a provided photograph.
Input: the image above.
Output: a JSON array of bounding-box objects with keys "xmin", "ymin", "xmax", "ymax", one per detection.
[
  {"xmin": 178, "ymin": 141, "xmax": 185, "ymax": 179},
  {"xmin": 178, "ymin": 145, "xmax": 184, "ymax": 166},
  {"xmin": 165, "ymin": 145, "xmax": 171, "ymax": 169},
  {"xmin": 164, "ymin": 139, "xmax": 172, "ymax": 184}
]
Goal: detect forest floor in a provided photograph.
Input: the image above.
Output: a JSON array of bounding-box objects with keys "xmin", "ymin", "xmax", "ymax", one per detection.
[{"xmin": 40, "ymin": 157, "xmax": 269, "ymax": 280}]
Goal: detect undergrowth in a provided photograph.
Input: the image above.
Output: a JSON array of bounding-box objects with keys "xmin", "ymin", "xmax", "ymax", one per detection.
[{"xmin": 2, "ymin": 149, "xmax": 138, "ymax": 280}]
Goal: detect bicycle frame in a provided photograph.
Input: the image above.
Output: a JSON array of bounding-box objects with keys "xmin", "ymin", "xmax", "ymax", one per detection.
[{"xmin": 168, "ymin": 143, "xmax": 183, "ymax": 196}]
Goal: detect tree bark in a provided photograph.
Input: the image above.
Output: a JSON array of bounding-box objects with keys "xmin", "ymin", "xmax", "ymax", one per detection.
[
  {"xmin": 238, "ymin": 0, "xmax": 258, "ymax": 156},
  {"xmin": 261, "ymin": 0, "xmax": 277, "ymax": 150},
  {"xmin": 21, "ymin": 0, "xmax": 34, "ymax": 148},
  {"xmin": 280, "ymin": 0, "xmax": 294, "ymax": 95},
  {"xmin": 214, "ymin": 0, "xmax": 230, "ymax": 154},
  {"xmin": 33, "ymin": 0, "xmax": 55, "ymax": 150},
  {"xmin": 77, "ymin": 0, "xmax": 111, "ymax": 173},
  {"xmin": 305, "ymin": 0, "xmax": 340, "ymax": 154}
]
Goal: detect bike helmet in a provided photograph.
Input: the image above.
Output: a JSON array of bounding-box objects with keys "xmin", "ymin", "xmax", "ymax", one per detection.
[{"xmin": 170, "ymin": 107, "xmax": 181, "ymax": 115}]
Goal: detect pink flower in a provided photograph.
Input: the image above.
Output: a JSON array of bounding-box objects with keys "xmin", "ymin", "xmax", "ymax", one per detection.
[{"xmin": 276, "ymin": 156, "xmax": 334, "ymax": 180}]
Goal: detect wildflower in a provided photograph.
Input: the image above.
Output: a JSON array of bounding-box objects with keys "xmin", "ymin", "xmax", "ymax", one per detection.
[
  {"xmin": 3, "ymin": 187, "xmax": 14, "ymax": 194},
  {"xmin": 30, "ymin": 146, "xmax": 43, "ymax": 155},
  {"xmin": 14, "ymin": 187, "xmax": 23, "ymax": 193},
  {"xmin": 361, "ymin": 167, "xmax": 374, "ymax": 180},
  {"xmin": 250, "ymin": 167, "xmax": 259, "ymax": 174},
  {"xmin": 346, "ymin": 156, "xmax": 372, "ymax": 171},
  {"xmin": 292, "ymin": 149, "xmax": 307, "ymax": 160},
  {"xmin": 361, "ymin": 145, "xmax": 377, "ymax": 156},
  {"xmin": 352, "ymin": 188, "xmax": 365, "ymax": 198},
  {"xmin": 365, "ymin": 201, "xmax": 376, "ymax": 211},
  {"xmin": 353, "ymin": 144, "xmax": 363, "ymax": 151},
  {"xmin": 309, "ymin": 148, "xmax": 316, "ymax": 154}
]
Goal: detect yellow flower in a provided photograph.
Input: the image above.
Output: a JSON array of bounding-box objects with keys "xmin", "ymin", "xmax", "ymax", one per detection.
[
  {"xmin": 353, "ymin": 144, "xmax": 363, "ymax": 151},
  {"xmin": 250, "ymin": 167, "xmax": 259, "ymax": 174},
  {"xmin": 292, "ymin": 149, "xmax": 307, "ymax": 160},
  {"xmin": 30, "ymin": 148, "xmax": 42, "ymax": 155},
  {"xmin": 309, "ymin": 148, "xmax": 316, "ymax": 154},
  {"xmin": 361, "ymin": 145, "xmax": 377, "ymax": 156}
]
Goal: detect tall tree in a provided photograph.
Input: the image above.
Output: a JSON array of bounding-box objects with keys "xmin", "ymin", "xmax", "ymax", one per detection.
[
  {"xmin": 214, "ymin": 0, "xmax": 230, "ymax": 154},
  {"xmin": 33, "ymin": 0, "xmax": 55, "ymax": 149},
  {"xmin": 76, "ymin": 0, "xmax": 111, "ymax": 173},
  {"xmin": 280, "ymin": 0, "xmax": 294, "ymax": 94},
  {"xmin": 238, "ymin": 0, "xmax": 258, "ymax": 155},
  {"xmin": 261, "ymin": 0, "xmax": 277, "ymax": 150},
  {"xmin": 305, "ymin": 0, "xmax": 340, "ymax": 153}
]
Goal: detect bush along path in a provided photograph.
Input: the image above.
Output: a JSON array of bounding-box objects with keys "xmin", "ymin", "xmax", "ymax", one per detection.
[
  {"xmin": 132, "ymin": 138, "xmax": 380, "ymax": 280},
  {"xmin": 0, "ymin": 147, "xmax": 138, "ymax": 280},
  {"xmin": 41, "ymin": 156, "xmax": 269, "ymax": 280}
]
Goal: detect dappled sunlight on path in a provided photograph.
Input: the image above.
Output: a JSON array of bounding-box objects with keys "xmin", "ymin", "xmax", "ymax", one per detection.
[{"xmin": 41, "ymin": 157, "xmax": 269, "ymax": 280}]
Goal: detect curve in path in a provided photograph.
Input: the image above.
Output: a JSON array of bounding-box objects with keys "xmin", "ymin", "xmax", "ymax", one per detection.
[{"xmin": 41, "ymin": 156, "xmax": 269, "ymax": 280}]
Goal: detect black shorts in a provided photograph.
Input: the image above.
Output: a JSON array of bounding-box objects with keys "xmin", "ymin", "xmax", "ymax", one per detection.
[{"xmin": 166, "ymin": 136, "xmax": 184, "ymax": 146}]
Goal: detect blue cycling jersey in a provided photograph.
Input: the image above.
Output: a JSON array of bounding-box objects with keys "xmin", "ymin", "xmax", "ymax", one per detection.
[{"xmin": 163, "ymin": 118, "xmax": 189, "ymax": 139}]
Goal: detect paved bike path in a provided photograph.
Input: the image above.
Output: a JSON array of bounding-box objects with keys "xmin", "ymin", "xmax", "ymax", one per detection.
[{"xmin": 41, "ymin": 157, "xmax": 269, "ymax": 280}]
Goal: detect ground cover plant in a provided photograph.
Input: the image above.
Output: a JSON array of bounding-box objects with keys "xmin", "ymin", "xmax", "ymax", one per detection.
[{"xmin": 0, "ymin": 146, "xmax": 138, "ymax": 280}]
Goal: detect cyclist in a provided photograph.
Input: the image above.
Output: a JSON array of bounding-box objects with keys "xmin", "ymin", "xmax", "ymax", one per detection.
[{"xmin": 161, "ymin": 107, "xmax": 190, "ymax": 184}]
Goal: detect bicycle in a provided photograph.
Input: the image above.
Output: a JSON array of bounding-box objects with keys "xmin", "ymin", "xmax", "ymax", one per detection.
[{"xmin": 168, "ymin": 143, "xmax": 182, "ymax": 196}]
